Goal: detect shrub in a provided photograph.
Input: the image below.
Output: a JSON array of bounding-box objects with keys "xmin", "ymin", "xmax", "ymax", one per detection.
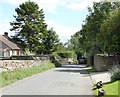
[
  {"xmin": 57, "ymin": 51, "xmax": 77, "ymax": 58},
  {"xmin": 51, "ymin": 52, "xmax": 61, "ymax": 59},
  {"xmin": 51, "ymin": 60, "xmax": 61, "ymax": 67},
  {"xmin": 74, "ymin": 58, "xmax": 79, "ymax": 64},
  {"xmin": 24, "ymin": 48, "xmax": 36, "ymax": 55},
  {"xmin": 110, "ymin": 65, "xmax": 120, "ymax": 81}
]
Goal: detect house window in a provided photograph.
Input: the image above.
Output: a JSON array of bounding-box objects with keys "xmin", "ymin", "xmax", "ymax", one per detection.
[{"xmin": 12, "ymin": 50, "xmax": 16, "ymax": 55}]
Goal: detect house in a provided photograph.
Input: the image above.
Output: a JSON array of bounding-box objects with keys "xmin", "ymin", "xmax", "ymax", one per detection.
[{"xmin": 0, "ymin": 32, "xmax": 23, "ymax": 57}]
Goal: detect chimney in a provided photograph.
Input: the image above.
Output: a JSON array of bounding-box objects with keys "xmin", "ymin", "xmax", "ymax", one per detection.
[{"xmin": 4, "ymin": 32, "xmax": 8, "ymax": 37}]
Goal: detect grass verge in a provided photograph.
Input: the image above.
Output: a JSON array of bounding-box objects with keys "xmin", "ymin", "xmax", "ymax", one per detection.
[
  {"xmin": 0, "ymin": 61, "xmax": 55, "ymax": 88},
  {"xmin": 87, "ymin": 68, "xmax": 98, "ymax": 72},
  {"xmin": 93, "ymin": 80, "xmax": 120, "ymax": 97}
]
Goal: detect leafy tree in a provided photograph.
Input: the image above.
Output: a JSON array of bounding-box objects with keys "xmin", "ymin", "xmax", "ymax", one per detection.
[
  {"xmin": 56, "ymin": 42, "xmax": 66, "ymax": 52},
  {"xmin": 100, "ymin": 8, "xmax": 120, "ymax": 54},
  {"xmin": 69, "ymin": 1, "xmax": 120, "ymax": 65},
  {"xmin": 42, "ymin": 28, "xmax": 60, "ymax": 54},
  {"xmin": 10, "ymin": 1, "xmax": 47, "ymax": 52}
]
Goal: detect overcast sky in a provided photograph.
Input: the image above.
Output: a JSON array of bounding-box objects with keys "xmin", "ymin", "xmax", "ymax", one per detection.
[{"xmin": 0, "ymin": 0, "xmax": 102, "ymax": 43}]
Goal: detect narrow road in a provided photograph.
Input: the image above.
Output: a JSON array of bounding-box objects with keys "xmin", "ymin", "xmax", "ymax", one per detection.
[{"xmin": 2, "ymin": 64, "xmax": 93, "ymax": 95}]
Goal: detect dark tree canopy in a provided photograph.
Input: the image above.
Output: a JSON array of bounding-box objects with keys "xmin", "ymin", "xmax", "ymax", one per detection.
[
  {"xmin": 69, "ymin": 1, "xmax": 120, "ymax": 65},
  {"xmin": 10, "ymin": 1, "xmax": 47, "ymax": 52},
  {"xmin": 10, "ymin": 1, "xmax": 60, "ymax": 54}
]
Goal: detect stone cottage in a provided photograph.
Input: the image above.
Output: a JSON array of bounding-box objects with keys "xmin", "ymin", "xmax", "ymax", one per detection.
[{"xmin": 0, "ymin": 32, "xmax": 23, "ymax": 57}]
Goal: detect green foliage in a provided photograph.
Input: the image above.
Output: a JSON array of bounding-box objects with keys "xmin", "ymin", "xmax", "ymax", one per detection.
[
  {"xmin": 57, "ymin": 51, "xmax": 77, "ymax": 58},
  {"xmin": 110, "ymin": 66, "xmax": 120, "ymax": 81},
  {"xmin": 10, "ymin": 1, "xmax": 60, "ymax": 54},
  {"xmin": 86, "ymin": 50, "xmax": 94, "ymax": 66},
  {"xmin": 73, "ymin": 58, "xmax": 79, "ymax": 64},
  {"xmin": 94, "ymin": 80, "xmax": 119, "ymax": 96},
  {"xmin": 87, "ymin": 68, "xmax": 97, "ymax": 72},
  {"xmin": 24, "ymin": 48, "xmax": 36, "ymax": 55},
  {"xmin": 56, "ymin": 42, "xmax": 66, "ymax": 52},
  {"xmin": 70, "ymin": 2, "xmax": 120, "ymax": 65},
  {"xmin": 99, "ymin": 8, "xmax": 120, "ymax": 53},
  {"xmin": 52, "ymin": 52, "xmax": 61, "ymax": 59},
  {"xmin": 42, "ymin": 28, "xmax": 60, "ymax": 54},
  {"xmin": 0, "ymin": 62, "xmax": 55, "ymax": 87},
  {"xmin": 51, "ymin": 60, "xmax": 61, "ymax": 67},
  {"xmin": 10, "ymin": 1, "xmax": 47, "ymax": 53}
]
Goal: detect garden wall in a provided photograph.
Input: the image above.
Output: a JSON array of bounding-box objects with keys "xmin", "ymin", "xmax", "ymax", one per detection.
[
  {"xmin": 0, "ymin": 55, "xmax": 50, "ymax": 73},
  {"xmin": 58, "ymin": 58, "xmax": 74, "ymax": 64},
  {"xmin": 94, "ymin": 54, "xmax": 120, "ymax": 71}
]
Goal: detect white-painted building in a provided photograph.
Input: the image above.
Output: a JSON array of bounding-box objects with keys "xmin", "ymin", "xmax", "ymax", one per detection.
[{"xmin": 0, "ymin": 32, "xmax": 23, "ymax": 57}]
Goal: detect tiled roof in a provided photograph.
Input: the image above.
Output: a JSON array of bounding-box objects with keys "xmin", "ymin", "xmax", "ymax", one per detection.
[{"xmin": 0, "ymin": 34, "xmax": 21, "ymax": 49}]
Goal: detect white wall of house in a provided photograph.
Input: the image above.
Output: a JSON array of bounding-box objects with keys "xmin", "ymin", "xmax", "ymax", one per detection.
[
  {"xmin": 10, "ymin": 50, "xmax": 12, "ymax": 57},
  {"xmin": 12, "ymin": 50, "xmax": 16, "ymax": 55}
]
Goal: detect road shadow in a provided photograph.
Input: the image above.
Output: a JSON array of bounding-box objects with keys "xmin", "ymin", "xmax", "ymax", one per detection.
[
  {"xmin": 61, "ymin": 65, "xmax": 87, "ymax": 69},
  {"xmin": 54, "ymin": 64, "xmax": 91, "ymax": 77},
  {"xmin": 55, "ymin": 69, "xmax": 88, "ymax": 74}
]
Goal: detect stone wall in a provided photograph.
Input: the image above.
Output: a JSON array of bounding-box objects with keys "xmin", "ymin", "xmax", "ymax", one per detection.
[
  {"xmin": 11, "ymin": 55, "xmax": 50, "ymax": 60},
  {"xmin": 94, "ymin": 54, "xmax": 120, "ymax": 71},
  {"xmin": 58, "ymin": 58, "xmax": 74, "ymax": 64},
  {"xmin": 0, "ymin": 55, "xmax": 50, "ymax": 73}
]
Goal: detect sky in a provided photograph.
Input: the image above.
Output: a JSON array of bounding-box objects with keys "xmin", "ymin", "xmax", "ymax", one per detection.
[{"xmin": 0, "ymin": 0, "xmax": 101, "ymax": 43}]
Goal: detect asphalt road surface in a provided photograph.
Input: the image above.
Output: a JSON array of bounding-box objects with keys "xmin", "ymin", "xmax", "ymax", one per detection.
[{"xmin": 2, "ymin": 64, "xmax": 93, "ymax": 95}]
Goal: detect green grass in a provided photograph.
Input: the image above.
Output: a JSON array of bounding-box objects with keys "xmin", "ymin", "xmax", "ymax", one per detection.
[
  {"xmin": 93, "ymin": 80, "xmax": 120, "ymax": 97},
  {"xmin": 87, "ymin": 68, "xmax": 98, "ymax": 72},
  {"xmin": 0, "ymin": 61, "xmax": 55, "ymax": 88}
]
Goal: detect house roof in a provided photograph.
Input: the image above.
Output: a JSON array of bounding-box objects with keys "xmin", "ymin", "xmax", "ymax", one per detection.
[{"xmin": 0, "ymin": 34, "xmax": 21, "ymax": 50}]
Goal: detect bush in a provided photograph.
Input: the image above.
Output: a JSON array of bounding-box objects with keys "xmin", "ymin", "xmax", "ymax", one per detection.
[
  {"xmin": 24, "ymin": 48, "xmax": 36, "ymax": 55},
  {"xmin": 74, "ymin": 58, "xmax": 79, "ymax": 64},
  {"xmin": 51, "ymin": 52, "xmax": 61, "ymax": 59},
  {"xmin": 110, "ymin": 65, "xmax": 120, "ymax": 81},
  {"xmin": 57, "ymin": 51, "xmax": 77, "ymax": 58},
  {"xmin": 51, "ymin": 60, "xmax": 61, "ymax": 67}
]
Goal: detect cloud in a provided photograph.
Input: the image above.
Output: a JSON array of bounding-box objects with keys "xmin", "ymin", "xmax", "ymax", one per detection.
[
  {"xmin": 46, "ymin": 20, "xmax": 79, "ymax": 43},
  {"xmin": 0, "ymin": 0, "xmax": 97, "ymax": 13},
  {"xmin": 0, "ymin": 24, "xmax": 11, "ymax": 35},
  {"xmin": 67, "ymin": 0, "xmax": 101, "ymax": 10},
  {"xmin": 0, "ymin": 0, "xmax": 60, "ymax": 13},
  {"xmin": 0, "ymin": 18, "xmax": 14, "ymax": 36}
]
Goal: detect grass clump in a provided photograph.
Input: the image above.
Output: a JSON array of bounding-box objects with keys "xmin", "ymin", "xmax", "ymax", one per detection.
[
  {"xmin": 110, "ymin": 66, "xmax": 120, "ymax": 81},
  {"xmin": 93, "ymin": 80, "xmax": 120, "ymax": 96},
  {"xmin": 87, "ymin": 68, "xmax": 98, "ymax": 72},
  {"xmin": 0, "ymin": 61, "xmax": 55, "ymax": 88}
]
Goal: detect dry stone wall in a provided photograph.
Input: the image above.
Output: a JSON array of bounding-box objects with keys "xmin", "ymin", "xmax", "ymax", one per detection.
[
  {"xmin": 0, "ymin": 55, "xmax": 50, "ymax": 73},
  {"xmin": 94, "ymin": 54, "xmax": 120, "ymax": 71}
]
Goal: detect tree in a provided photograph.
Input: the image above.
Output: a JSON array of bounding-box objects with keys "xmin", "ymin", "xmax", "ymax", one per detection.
[
  {"xmin": 100, "ymin": 8, "xmax": 120, "ymax": 53},
  {"xmin": 42, "ymin": 28, "xmax": 60, "ymax": 54},
  {"xmin": 10, "ymin": 1, "xmax": 47, "ymax": 52},
  {"xmin": 69, "ymin": 1, "xmax": 120, "ymax": 66}
]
